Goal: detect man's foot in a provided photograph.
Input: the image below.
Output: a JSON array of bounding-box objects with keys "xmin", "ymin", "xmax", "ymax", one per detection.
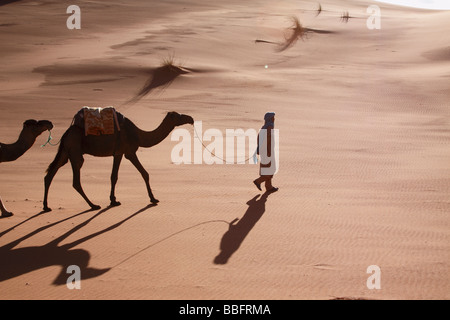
[
  {"xmin": 253, "ymin": 180, "xmax": 262, "ymax": 191},
  {"xmin": 268, "ymin": 187, "xmax": 279, "ymax": 193}
]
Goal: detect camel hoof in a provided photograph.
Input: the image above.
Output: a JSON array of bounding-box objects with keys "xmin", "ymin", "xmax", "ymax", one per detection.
[
  {"xmin": 1, "ymin": 211, "xmax": 13, "ymax": 218},
  {"xmin": 42, "ymin": 207, "xmax": 52, "ymax": 213},
  {"xmin": 110, "ymin": 201, "xmax": 121, "ymax": 207},
  {"xmin": 91, "ymin": 205, "xmax": 101, "ymax": 210},
  {"xmin": 151, "ymin": 198, "xmax": 159, "ymax": 204}
]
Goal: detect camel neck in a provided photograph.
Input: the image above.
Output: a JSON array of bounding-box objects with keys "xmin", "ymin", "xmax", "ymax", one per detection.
[
  {"xmin": 0, "ymin": 129, "xmax": 36, "ymax": 162},
  {"xmin": 138, "ymin": 118, "xmax": 174, "ymax": 148}
]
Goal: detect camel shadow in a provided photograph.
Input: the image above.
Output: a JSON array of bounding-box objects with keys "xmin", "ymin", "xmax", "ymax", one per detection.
[
  {"xmin": 0, "ymin": 204, "xmax": 155, "ymax": 285},
  {"xmin": 0, "ymin": 208, "xmax": 93, "ymax": 239},
  {"xmin": 0, "ymin": 0, "xmax": 21, "ymax": 6},
  {"xmin": 214, "ymin": 191, "xmax": 272, "ymax": 264}
]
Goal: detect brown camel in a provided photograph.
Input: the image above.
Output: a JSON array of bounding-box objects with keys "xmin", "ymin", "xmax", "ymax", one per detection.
[
  {"xmin": 43, "ymin": 111, "xmax": 194, "ymax": 212},
  {"xmin": 1, "ymin": 120, "xmax": 54, "ymax": 217}
]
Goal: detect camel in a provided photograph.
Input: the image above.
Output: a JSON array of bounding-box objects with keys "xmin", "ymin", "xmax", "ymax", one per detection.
[
  {"xmin": 1, "ymin": 119, "xmax": 54, "ymax": 217},
  {"xmin": 43, "ymin": 111, "xmax": 194, "ymax": 212}
]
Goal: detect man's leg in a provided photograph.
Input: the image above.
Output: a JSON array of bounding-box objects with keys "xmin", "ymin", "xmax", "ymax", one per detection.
[
  {"xmin": 265, "ymin": 176, "xmax": 278, "ymax": 192},
  {"xmin": 254, "ymin": 175, "xmax": 269, "ymax": 191},
  {"xmin": 253, "ymin": 176, "xmax": 264, "ymax": 191},
  {"xmin": 264, "ymin": 175, "xmax": 273, "ymax": 191},
  {"xmin": 254, "ymin": 175, "xmax": 272, "ymax": 191}
]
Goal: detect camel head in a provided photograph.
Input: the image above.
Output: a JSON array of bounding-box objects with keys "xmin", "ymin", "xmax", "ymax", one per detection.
[
  {"xmin": 23, "ymin": 119, "xmax": 54, "ymax": 136},
  {"xmin": 165, "ymin": 111, "xmax": 194, "ymax": 127}
]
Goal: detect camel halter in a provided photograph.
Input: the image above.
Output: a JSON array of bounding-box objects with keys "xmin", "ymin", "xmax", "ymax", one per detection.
[{"xmin": 40, "ymin": 130, "xmax": 60, "ymax": 147}]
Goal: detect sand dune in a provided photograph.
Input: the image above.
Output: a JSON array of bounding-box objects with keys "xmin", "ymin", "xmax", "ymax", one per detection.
[{"xmin": 0, "ymin": 0, "xmax": 449, "ymax": 300}]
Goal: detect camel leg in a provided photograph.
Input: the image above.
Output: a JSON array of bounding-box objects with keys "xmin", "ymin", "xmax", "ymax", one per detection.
[
  {"xmin": 109, "ymin": 154, "xmax": 123, "ymax": 207},
  {"xmin": 70, "ymin": 155, "xmax": 101, "ymax": 210},
  {"xmin": 0, "ymin": 196, "xmax": 13, "ymax": 217},
  {"xmin": 43, "ymin": 150, "xmax": 69, "ymax": 212},
  {"xmin": 125, "ymin": 153, "xmax": 159, "ymax": 204}
]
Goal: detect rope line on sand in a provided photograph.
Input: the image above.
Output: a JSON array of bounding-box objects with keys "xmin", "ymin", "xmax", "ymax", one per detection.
[{"xmin": 112, "ymin": 219, "xmax": 233, "ymax": 268}]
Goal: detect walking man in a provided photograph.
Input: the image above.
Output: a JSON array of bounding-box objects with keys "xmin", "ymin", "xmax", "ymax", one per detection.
[{"xmin": 253, "ymin": 112, "xmax": 278, "ymax": 193}]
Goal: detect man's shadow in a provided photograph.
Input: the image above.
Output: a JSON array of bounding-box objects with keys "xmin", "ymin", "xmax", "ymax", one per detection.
[
  {"xmin": 0, "ymin": 204, "xmax": 155, "ymax": 285},
  {"xmin": 214, "ymin": 191, "xmax": 271, "ymax": 264}
]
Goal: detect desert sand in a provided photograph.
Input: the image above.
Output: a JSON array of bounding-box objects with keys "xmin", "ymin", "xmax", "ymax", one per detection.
[{"xmin": 0, "ymin": 0, "xmax": 449, "ymax": 300}]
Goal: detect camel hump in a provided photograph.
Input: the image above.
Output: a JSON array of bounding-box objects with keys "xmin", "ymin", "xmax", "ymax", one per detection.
[{"xmin": 73, "ymin": 106, "xmax": 124, "ymax": 136}]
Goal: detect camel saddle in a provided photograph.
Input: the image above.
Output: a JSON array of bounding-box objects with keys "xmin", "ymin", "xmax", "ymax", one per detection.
[{"xmin": 73, "ymin": 107, "xmax": 124, "ymax": 136}]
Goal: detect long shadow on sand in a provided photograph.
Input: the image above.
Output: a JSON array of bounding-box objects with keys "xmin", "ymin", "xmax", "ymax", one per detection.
[
  {"xmin": 214, "ymin": 191, "xmax": 272, "ymax": 264},
  {"xmin": 0, "ymin": 208, "xmax": 93, "ymax": 239},
  {"xmin": 0, "ymin": 0, "xmax": 22, "ymax": 6},
  {"xmin": 0, "ymin": 204, "xmax": 155, "ymax": 284}
]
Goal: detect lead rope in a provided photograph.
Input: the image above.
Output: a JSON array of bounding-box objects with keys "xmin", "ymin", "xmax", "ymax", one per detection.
[{"xmin": 192, "ymin": 125, "xmax": 258, "ymax": 164}]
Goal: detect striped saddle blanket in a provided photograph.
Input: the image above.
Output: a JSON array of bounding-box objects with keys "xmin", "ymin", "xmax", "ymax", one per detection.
[{"xmin": 73, "ymin": 107, "xmax": 124, "ymax": 136}]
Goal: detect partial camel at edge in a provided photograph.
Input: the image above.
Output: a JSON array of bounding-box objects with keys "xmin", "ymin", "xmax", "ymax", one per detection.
[{"xmin": 0, "ymin": 120, "xmax": 54, "ymax": 217}]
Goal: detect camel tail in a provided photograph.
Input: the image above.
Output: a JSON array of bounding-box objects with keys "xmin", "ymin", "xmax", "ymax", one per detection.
[{"xmin": 45, "ymin": 129, "xmax": 69, "ymax": 174}]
